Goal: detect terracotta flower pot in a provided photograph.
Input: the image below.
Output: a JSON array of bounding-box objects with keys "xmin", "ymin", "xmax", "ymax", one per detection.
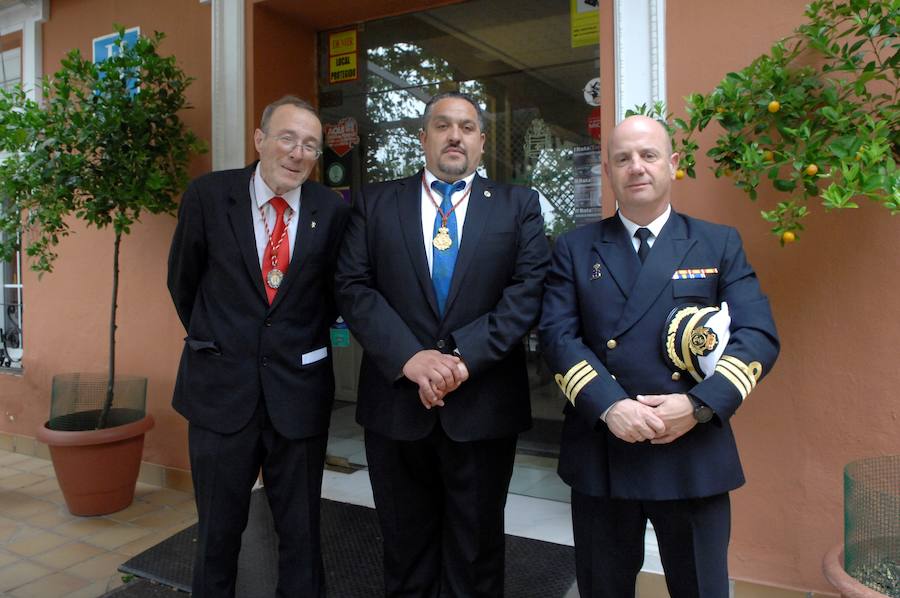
[
  {"xmin": 822, "ymin": 543, "xmax": 889, "ymax": 598},
  {"xmin": 36, "ymin": 414, "xmax": 155, "ymax": 516}
]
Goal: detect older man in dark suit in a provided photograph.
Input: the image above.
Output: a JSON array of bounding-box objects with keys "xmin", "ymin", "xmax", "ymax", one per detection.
[
  {"xmin": 540, "ymin": 115, "xmax": 779, "ymax": 597},
  {"xmin": 167, "ymin": 95, "xmax": 349, "ymax": 597},
  {"xmin": 335, "ymin": 91, "xmax": 550, "ymax": 597}
]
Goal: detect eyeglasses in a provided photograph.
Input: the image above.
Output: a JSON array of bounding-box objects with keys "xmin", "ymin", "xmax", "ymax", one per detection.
[{"xmin": 270, "ymin": 134, "xmax": 323, "ymax": 158}]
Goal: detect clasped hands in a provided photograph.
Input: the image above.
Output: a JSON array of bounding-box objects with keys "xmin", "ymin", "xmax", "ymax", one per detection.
[
  {"xmin": 605, "ymin": 393, "xmax": 697, "ymax": 445},
  {"xmin": 402, "ymin": 350, "xmax": 469, "ymax": 409}
]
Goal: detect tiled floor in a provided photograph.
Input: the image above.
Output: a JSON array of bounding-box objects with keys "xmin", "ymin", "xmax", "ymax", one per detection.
[
  {"xmin": 0, "ymin": 446, "xmax": 834, "ymax": 597},
  {"xmin": 0, "ymin": 451, "xmax": 196, "ymax": 598}
]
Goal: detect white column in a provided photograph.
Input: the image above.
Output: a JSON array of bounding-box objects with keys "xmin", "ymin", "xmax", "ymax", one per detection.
[
  {"xmin": 210, "ymin": 0, "xmax": 246, "ymax": 170},
  {"xmin": 613, "ymin": 0, "xmax": 667, "ymax": 123}
]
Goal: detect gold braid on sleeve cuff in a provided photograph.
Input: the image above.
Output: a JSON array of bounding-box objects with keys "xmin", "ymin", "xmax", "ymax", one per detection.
[
  {"xmin": 554, "ymin": 360, "xmax": 598, "ymax": 405},
  {"xmin": 714, "ymin": 355, "xmax": 763, "ymax": 400}
]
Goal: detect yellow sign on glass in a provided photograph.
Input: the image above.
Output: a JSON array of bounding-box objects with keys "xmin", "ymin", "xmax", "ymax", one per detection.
[
  {"xmin": 329, "ymin": 53, "xmax": 358, "ymax": 84},
  {"xmin": 328, "ymin": 29, "xmax": 359, "ymax": 83},
  {"xmin": 329, "ymin": 29, "xmax": 357, "ymax": 57},
  {"xmin": 570, "ymin": 0, "xmax": 599, "ymax": 48}
]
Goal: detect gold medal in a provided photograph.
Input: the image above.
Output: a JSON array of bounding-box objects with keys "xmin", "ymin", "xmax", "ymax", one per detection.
[
  {"xmin": 266, "ymin": 268, "xmax": 284, "ymax": 289},
  {"xmin": 432, "ymin": 227, "xmax": 453, "ymax": 251}
]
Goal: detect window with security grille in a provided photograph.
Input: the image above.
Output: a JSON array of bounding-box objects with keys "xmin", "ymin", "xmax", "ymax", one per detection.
[{"xmin": 0, "ymin": 30, "xmax": 24, "ymax": 370}]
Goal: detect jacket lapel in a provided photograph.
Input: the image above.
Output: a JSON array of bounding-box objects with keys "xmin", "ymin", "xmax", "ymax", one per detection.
[
  {"xmin": 614, "ymin": 212, "xmax": 695, "ymax": 337},
  {"xmin": 595, "ymin": 217, "xmax": 639, "ymax": 299},
  {"xmin": 443, "ymin": 175, "xmax": 492, "ymax": 316},
  {"xmin": 398, "ymin": 172, "xmax": 440, "ymax": 318},
  {"xmin": 227, "ymin": 165, "xmax": 268, "ymax": 305},
  {"xmin": 269, "ymin": 182, "xmax": 320, "ymax": 312}
]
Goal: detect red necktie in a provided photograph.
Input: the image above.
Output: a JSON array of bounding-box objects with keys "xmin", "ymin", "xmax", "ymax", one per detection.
[{"xmin": 262, "ymin": 197, "xmax": 290, "ymax": 304}]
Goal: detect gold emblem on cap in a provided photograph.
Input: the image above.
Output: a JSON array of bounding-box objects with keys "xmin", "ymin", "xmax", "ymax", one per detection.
[{"xmin": 689, "ymin": 326, "xmax": 718, "ymax": 356}]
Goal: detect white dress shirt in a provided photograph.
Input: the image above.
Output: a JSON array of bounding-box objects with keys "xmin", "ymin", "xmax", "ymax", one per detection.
[
  {"xmin": 420, "ymin": 169, "xmax": 476, "ymax": 274},
  {"xmin": 618, "ymin": 204, "xmax": 672, "ymax": 254},
  {"xmin": 251, "ymin": 163, "xmax": 301, "ymax": 267}
]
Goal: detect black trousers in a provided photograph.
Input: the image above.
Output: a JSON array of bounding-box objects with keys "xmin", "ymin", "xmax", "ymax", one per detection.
[
  {"xmin": 571, "ymin": 489, "xmax": 731, "ymax": 598},
  {"xmin": 365, "ymin": 425, "xmax": 518, "ymax": 598},
  {"xmin": 188, "ymin": 400, "xmax": 328, "ymax": 598}
]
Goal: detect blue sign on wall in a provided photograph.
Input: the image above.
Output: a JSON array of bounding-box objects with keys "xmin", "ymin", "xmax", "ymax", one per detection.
[{"xmin": 92, "ymin": 27, "xmax": 140, "ymax": 63}]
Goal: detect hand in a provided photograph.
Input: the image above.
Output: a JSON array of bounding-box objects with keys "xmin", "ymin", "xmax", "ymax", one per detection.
[
  {"xmin": 636, "ymin": 393, "xmax": 696, "ymax": 444},
  {"xmin": 605, "ymin": 399, "xmax": 666, "ymax": 443},
  {"xmin": 425, "ymin": 359, "xmax": 470, "ymax": 406},
  {"xmin": 402, "ymin": 350, "xmax": 465, "ymax": 409}
]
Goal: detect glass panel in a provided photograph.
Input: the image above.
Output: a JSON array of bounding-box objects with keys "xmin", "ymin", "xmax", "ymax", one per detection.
[{"xmin": 321, "ymin": 0, "xmax": 602, "ymax": 501}]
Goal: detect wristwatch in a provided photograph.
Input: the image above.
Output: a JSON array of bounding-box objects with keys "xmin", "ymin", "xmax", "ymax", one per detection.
[{"xmin": 688, "ymin": 394, "xmax": 714, "ymax": 423}]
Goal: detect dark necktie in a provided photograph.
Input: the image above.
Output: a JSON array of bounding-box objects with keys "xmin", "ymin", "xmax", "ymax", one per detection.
[
  {"xmin": 431, "ymin": 179, "xmax": 466, "ymax": 315},
  {"xmin": 635, "ymin": 227, "xmax": 652, "ymax": 264}
]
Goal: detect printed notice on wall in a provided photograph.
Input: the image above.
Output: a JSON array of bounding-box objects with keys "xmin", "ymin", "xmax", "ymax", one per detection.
[
  {"xmin": 573, "ymin": 144, "xmax": 602, "ymax": 224},
  {"xmin": 328, "ymin": 29, "xmax": 359, "ymax": 84},
  {"xmin": 570, "ymin": 0, "xmax": 599, "ymax": 48}
]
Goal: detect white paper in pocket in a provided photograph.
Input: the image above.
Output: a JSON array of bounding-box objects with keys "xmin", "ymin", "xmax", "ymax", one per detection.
[{"xmin": 301, "ymin": 346, "xmax": 328, "ymax": 366}]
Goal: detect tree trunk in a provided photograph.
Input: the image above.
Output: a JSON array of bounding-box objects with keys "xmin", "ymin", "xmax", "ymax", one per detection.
[{"xmin": 97, "ymin": 231, "xmax": 120, "ymax": 430}]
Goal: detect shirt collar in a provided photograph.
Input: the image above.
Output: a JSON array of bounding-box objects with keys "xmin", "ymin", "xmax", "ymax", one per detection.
[
  {"xmin": 423, "ymin": 169, "xmax": 476, "ymax": 195},
  {"xmin": 253, "ymin": 163, "xmax": 302, "ymax": 213},
  {"xmin": 618, "ymin": 204, "xmax": 671, "ymax": 240}
]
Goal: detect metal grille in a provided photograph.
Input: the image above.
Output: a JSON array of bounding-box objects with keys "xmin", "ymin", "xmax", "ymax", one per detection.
[{"xmin": 844, "ymin": 455, "xmax": 900, "ymax": 597}]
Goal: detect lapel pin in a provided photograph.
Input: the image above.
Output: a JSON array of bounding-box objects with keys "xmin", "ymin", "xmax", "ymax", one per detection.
[
  {"xmin": 591, "ymin": 263, "xmax": 602, "ymax": 280},
  {"xmin": 483, "ymin": 190, "xmax": 492, "ymax": 198},
  {"xmin": 311, "ymin": 220, "xmax": 317, "ymax": 229}
]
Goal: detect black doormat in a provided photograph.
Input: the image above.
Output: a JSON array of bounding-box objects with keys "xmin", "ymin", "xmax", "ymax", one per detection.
[{"xmin": 118, "ymin": 490, "xmax": 575, "ymax": 597}]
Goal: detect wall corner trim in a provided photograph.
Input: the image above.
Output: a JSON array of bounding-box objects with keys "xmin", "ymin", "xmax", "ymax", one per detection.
[
  {"xmin": 211, "ymin": 0, "xmax": 246, "ymax": 170},
  {"xmin": 613, "ymin": 0, "xmax": 667, "ymax": 123}
]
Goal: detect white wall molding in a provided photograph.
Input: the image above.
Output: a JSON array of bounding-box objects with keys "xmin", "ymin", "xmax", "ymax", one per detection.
[
  {"xmin": 210, "ymin": 0, "xmax": 245, "ymax": 170},
  {"xmin": 0, "ymin": 0, "xmax": 48, "ymax": 102},
  {"xmin": 613, "ymin": 0, "xmax": 666, "ymax": 123}
]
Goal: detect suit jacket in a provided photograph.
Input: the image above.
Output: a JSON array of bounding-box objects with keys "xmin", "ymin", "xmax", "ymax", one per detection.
[
  {"xmin": 335, "ymin": 171, "xmax": 551, "ymax": 442},
  {"xmin": 167, "ymin": 163, "xmax": 350, "ymax": 439},
  {"xmin": 539, "ymin": 211, "xmax": 779, "ymax": 500}
]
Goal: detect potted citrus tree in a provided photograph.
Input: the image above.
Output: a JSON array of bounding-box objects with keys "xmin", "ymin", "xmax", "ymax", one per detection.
[{"xmin": 0, "ymin": 27, "xmax": 204, "ymax": 515}]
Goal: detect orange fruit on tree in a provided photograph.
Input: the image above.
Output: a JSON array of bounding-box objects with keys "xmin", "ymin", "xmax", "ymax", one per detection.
[
  {"xmin": 805, "ymin": 163, "xmax": 818, "ymax": 176},
  {"xmin": 675, "ymin": 169, "xmax": 685, "ymax": 180},
  {"xmin": 781, "ymin": 231, "xmax": 796, "ymax": 244},
  {"xmin": 767, "ymin": 100, "xmax": 781, "ymax": 113},
  {"xmin": 716, "ymin": 106, "xmax": 726, "ymax": 114},
  {"xmin": 763, "ymin": 150, "xmax": 774, "ymax": 161}
]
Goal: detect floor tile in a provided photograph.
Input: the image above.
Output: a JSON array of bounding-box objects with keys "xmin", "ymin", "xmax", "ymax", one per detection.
[
  {"xmin": 17, "ymin": 478, "xmax": 64, "ymax": 498},
  {"xmin": 84, "ymin": 525, "xmax": 152, "ymax": 550},
  {"xmin": 0, "ymin": 490, "xmax": 57, "ymax": 517},
  {"xmin": 105, "ymin": 500, "xmax": 162, "ymax": 523},
  {"xmin": 8, "ymin": 456, "xmax": 52, "ymax": 473},
  {"xmin": 5, "ymin": 530, "xmax": 70, "ymax": 557},
  {"xmin": 9, "ymin": 570, "xmax": 91, "ymax": 598},
  {"xmin": 0, "ymin": 472, "xmax": 44, "ymax": 490},
  {"xmin": 0, "ymin": 560, "xmax": 54, "ymax": 592},
  {"xmin": 0, "ymin": 549, "xmax": 20, "ymax": 568},
  {"xmin": 31, "ymin": 541, "xmax": 105, "ymax": 570},
  {"xmin": 130, "ymin": 507, "xmax": 195, "ymax": 530},
  {"xmin": 0, "ymin": 518, "xmax": 17, "ymax": 542},
  {"xmin": 64, "ymin": 551, "xmax": 129, "ymax": 581},
  {"xmin": 54, "ymin": 517, "xmax": 121, "ymax": 539},
  {"xmin": 139, "ymin": 488, "xmax": 192, "ymax": 507},
  {"xmin": 24, "ymin": 507, "xmax": 77, "ymax": 530}
]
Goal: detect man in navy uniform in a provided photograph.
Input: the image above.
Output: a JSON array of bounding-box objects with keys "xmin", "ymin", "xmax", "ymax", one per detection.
[
  {"xmin": 539, "ymin": 115, "xmax": 779, "ymax": 597},
  {"xmin": 336, "ymin": 92, "xmax": 550, "ymax": 596},
  {"xmin": 168, "ymin": 96, "xmax": 349, "ymax": 597}
]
